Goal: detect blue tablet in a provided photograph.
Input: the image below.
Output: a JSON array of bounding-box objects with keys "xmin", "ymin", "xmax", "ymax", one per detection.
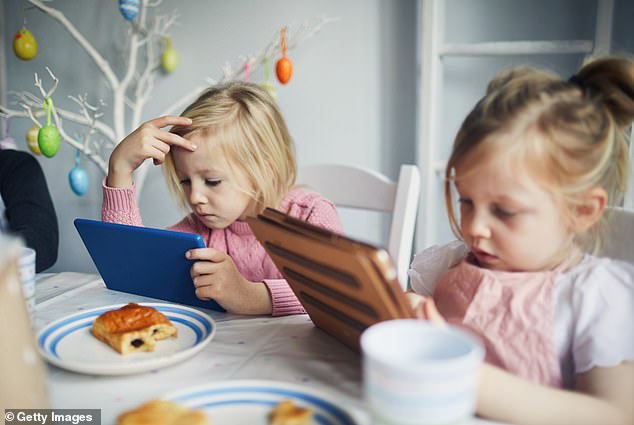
[{"xmin": 74, "ymin": 218, "xmax": 224, "ymax": 311}]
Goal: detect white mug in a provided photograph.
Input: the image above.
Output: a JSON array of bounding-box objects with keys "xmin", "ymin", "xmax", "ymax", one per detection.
[
  {"xmin": 18, "ymin": 246, "xmax": 37, "ymax": 322},
  {"xmin": 360, "ymin": 319, "xmax": 484, "ymax": 425}
]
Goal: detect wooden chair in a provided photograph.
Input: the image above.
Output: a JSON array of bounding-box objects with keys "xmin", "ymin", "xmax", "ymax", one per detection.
[{"xmin": 298, "ymin": 164, "xmax": 421, "ymax": 289}]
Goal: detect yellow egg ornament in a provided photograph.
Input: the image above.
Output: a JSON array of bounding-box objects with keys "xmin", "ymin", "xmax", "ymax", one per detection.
[
  {"xmin": 161, "ymin": 38, "xmax": 178, "ymax": 73},
  {"xmin": 13, "ymin": 26, "xmax": 38, "ymax": 61},
  {"xmin": 26, "ymin": 125, "xmax": 41, "ymax": 155}
]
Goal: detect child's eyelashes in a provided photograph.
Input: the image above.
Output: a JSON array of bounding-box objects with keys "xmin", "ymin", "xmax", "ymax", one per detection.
[
  {"xmin": 177, "ymin": 178, "xmax": 222, "ymax": 187},
  {"xmin": 492, "ymin": 206, "xmax": 515, "ymax": 219},
  {"xmin": 458, "ymin": 198, "xmax": 516, "ymax": 218},
  {"xmin": 458, "ymin": 198, "xmax": 473, "ymax": 207}
]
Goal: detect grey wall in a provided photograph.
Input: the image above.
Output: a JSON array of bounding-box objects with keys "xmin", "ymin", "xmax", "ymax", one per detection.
[
  {"xmin": 2, "ymin": 0, "xmax": 417, "ymax": 272},
  {"xmin": 1, "ymin": 0, "xmax": 632, "ymax": 273}
]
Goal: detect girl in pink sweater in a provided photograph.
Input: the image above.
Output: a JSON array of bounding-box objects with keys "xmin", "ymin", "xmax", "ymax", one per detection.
[{"xmin": 103, "ymin": 81, "xmax": 342, "ymax": 316}]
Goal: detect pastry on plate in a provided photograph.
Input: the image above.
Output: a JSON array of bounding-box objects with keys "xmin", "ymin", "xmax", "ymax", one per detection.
[
  {"xmin": 92, "ymin": 303, "xmax": 177, "ymax": 355},
  {"xmin": 268, "ymin": 399, "xmax": 314, "ymax": 425},
  {"xmin": 117, "ymin": 400, "xmax": 209, "ymax": 425}
]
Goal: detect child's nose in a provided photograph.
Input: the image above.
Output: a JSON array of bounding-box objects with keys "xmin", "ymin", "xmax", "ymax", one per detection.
[
  {"xmin": 188, "ymin": 183, "xmax": 207, "ymax": 205},
  {"xmin": 465, "ymin": 211, "xmax": 492, "ymax": 240}
]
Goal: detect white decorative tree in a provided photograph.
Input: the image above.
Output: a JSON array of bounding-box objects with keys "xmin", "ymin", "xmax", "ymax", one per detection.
[{"xmin": 0, "ymin": 0, "xmax": 335, "ymax": 193}]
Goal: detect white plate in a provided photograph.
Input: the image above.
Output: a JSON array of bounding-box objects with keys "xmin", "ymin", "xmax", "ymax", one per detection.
[
  {"xmin": 36, "ymin": 302, "xmax": 215, "ymax": 375},
  {"xmin": 164, "ymin": 380, "xmax": 359, "ymax": 425}
]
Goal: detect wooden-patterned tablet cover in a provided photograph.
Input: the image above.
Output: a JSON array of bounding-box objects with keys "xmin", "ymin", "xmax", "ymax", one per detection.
[{"xmin": 247, "ymin": 208, "xmax": 415, "ymax": 352}]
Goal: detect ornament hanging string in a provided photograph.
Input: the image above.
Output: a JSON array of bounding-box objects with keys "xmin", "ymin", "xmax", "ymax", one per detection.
[
  {"xmin": 280, "ymin": 27, "xmax": 288, "ymax": 58},
  {"xmin": 42, "ymin": 97, "xmax": 54, "ymax": 126},
  {"xmin": 244, "ymin": 61, "xmax": 251, "ymax": 82}
]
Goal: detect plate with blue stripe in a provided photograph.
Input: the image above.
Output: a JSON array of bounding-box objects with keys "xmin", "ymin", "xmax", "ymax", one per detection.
[
  {"xmin": 36, "ymin": 303, "xmax": 215, "ymax": 375},
  {"xmin": 163, "ymin": 380, "xmax": 360, "ymax": 425}
]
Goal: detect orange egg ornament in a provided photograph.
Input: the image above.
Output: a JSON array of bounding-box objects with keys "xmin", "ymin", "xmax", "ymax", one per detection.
[{"xmin": 276, "ymin": 57, "xmax": 293, "ymax": 85}]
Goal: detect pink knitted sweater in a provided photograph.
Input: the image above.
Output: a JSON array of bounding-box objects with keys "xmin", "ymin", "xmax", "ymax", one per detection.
[{"xmin": 101, "ymin": 183, "xmax": 342, "ymax": 316}]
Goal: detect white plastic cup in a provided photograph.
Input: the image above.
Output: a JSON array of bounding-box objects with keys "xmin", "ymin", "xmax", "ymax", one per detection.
[
  {"xmin": 360, "ymin": 319, "xmax": 484, "ymax": 425},
  {"xmin": 18, "ymin": 247, "xmax": 36, "ymax": 322}
]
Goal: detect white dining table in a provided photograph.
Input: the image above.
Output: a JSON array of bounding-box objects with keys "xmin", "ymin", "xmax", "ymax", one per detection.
[{"xmin": 33, "ymin": 272, "xmax": 502, "ymax": 425}]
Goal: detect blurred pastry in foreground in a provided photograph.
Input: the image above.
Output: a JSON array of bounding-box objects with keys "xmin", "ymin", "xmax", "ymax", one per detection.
[
  {"xmin": 268, "ymin": 399, "xmax": 314, "ymax": 425},
  {"xmin": 92, "ymin": 302, "xmax": 177, "ymax": 355},
  {"xmin": 117, "ymin": 399, "xmax": 209, "ymax": 425}
]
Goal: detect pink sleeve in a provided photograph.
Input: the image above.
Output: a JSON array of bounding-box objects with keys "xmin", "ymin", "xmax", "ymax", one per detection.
[
  {"xmin": 265, "ymin": 279, "xmax": 306, "ymax": 316},
  {"xmin": 303, "ymin": 199, "xmax": 343, "ymax": 234},
  {"xmin": 101, "ymin": 178, "xmax": 143, "ymax": 226},
  {"xmin": 263, "ymin": 192, "xmax": 343, "ymax": 316}
]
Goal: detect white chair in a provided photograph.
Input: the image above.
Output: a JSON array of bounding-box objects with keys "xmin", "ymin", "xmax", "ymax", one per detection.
[
  {"xmin": 297, "ymin": 164, "xmax": 421, "ymax": 290},
  {"xmin": 599, "ymin": 206, "xmax": 634, "ymax": 264}
]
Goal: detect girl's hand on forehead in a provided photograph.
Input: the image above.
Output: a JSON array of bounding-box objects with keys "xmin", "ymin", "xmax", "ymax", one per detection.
[{"xmin": 106, "ymin": 115, "xmax": 197, "ymax": 188}]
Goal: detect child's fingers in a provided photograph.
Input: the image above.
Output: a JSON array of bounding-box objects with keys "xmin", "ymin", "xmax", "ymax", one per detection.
[
  {"xmin": 187, "ymin": 248, "xmax": 226, "ymax": 262},
  {"xmin": 151, "ymin": 128, "xmax": 197, "ymax": 152},
  {"xmin": 147, "ymin": 115, "xmax": 192, "ymax": 129},
  {"xmin": 422, "ymin": 298, "xmax": 446, "ymax": 326}
]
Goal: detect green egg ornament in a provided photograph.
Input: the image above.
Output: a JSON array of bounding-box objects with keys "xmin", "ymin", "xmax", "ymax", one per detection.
[
  {"xmin": 26, "ymin": 125, "xmax": 41, "ymax": 155},
  {"xmin": 161, "ymin": 39, "xmax": 178, "ymax": 73},
  {"xmin": 38, "ymin": 125, "xmax": 60, "ymax": 158},
  {"xmin": 13, "ymin": 27, "xmax": 38, "ymax": 61}
]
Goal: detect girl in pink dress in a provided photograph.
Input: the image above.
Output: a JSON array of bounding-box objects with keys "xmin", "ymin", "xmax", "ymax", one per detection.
[
  {"xmin": 408, "ymin": 56, "xmax": 634, "ymax": 424},
  {"xmin": 103, "ymin": 81, "xmax": 342, "ymax": 316}
]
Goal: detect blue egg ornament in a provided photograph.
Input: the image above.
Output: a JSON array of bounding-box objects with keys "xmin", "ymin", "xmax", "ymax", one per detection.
[
  {"xmin": 69, "ymin": 166, "xmax": 89, "ymax": 196},
  {"xmin": 118, "ymin": 0, "xmax": 140, "ymax": 21}
]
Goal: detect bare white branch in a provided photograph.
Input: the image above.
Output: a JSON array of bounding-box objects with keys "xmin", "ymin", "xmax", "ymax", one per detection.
[{"xmin": 1, "ymin": 4, "xmax": 334, "ymax": 193}]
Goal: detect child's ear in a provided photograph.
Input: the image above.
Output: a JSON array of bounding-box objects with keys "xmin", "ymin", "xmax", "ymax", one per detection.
[{"xmin": 571, "ymin": 187, "xmax": 608, "ymax": 233}]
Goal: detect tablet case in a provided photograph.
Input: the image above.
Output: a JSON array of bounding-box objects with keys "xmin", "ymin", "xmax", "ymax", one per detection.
[
  {"xmin": 247, "ymin": 208, "xmax": 415, "ymax": 351},
  {"xmin": 74, "ymin": 218, "xmax": 224, "ymax": 311}
]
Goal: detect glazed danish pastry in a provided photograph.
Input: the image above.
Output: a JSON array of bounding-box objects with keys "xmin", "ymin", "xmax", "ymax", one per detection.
[
  {"xmin": 117, "ymin": 400, "xmax": 209, "ymax": 425},
  {"xmin": 268, "ymin": 400, "xmax": 314, "ymax": 425},
  {"xmin": 92, "ymin": 303, "xmax": 177, "ymax": 355}
]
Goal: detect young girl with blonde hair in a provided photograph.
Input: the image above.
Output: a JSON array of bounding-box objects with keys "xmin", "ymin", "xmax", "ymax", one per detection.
[
  {"xmin": 103, "ymin": 81, "xmax": 342, "ymax": 315},
  {"xmin": 408, "ymin": 56, "xmax": 634, "ymax": 424}
]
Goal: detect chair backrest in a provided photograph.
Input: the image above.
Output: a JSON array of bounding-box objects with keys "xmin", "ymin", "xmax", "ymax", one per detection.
[
  {"xmin": 297, "ymin": 164, "xmax": 421, "ymax": 289},
  {"xmin": 598, "ymin": 206, "xmax": 634, "ymax": 264}
]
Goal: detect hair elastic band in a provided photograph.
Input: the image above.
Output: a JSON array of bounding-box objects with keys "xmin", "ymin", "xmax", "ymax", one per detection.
[{"xmin": 568, "ymin": 74, "xmax": 585, "ymax": 91}]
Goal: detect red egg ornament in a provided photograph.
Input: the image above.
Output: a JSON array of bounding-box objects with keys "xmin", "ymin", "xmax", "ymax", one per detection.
[{"xmin": 276, "ymin": 57, "xmax": 293, "ymax": 85}]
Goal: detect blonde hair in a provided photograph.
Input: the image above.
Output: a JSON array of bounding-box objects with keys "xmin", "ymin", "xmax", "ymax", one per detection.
[
  {"xmin": 445, "ymin": 55, "xmax": 634, "ymax": 252},
  {"xmin": 163, "ymin": 81, "xmax": 296, "ymax": 213}
]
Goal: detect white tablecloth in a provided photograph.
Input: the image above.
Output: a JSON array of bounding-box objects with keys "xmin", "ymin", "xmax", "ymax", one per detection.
[{"xmin": 33, "ymin": 273, "xmax": 501, "ymax": 425}]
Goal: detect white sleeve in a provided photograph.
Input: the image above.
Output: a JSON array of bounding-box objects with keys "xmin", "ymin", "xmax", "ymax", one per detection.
[
  {"xmin": 569, "ymin": 258, "xmax": 634, "ymax": 374},
  {"xmin": 408, "ymin": 240, "xmax": 468, "ymax": 296}
]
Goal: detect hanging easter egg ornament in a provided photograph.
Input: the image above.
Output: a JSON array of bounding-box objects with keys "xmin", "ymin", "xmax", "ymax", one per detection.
[
  {"xmin": 118, "ymin": 0, "xmax": 140, "ymax": 21},
  {"xmin": 161, "ymin": 37, "xmax": 178, "ymax": 73},
  {"xmin": 69, "ymin": 149, "xmax": 89, "ymax": 196},
  {"xmin": 13, "ymin": 26, "xmax": 38, "ymax": 61},
  {"xmin": 0, "ymin": 116, "xmax": 18, "ymax": 150},
  {"xmin": 38, "ymin": 98, "xmax": 60, "ymax": 158},
  {"xmin": 275, "ymin": 27, "xmax": 293, "ymax": 85},
  {"xmin": 244, "ymin": 60, "xmax": 251, "ymax": 82},
  {"xmin": 261, "ymin": 58, "xmax": 277, "ymax": 100},
  {"xmin": 26, "ymin": 124, "xmax": 41, "ymax": 155}
]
